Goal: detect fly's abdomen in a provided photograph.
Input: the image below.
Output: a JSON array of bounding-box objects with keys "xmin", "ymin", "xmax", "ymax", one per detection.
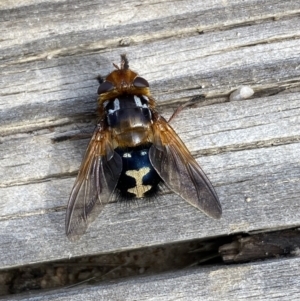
[
  {"xmin": 115, "ymin": 146, "xmax": 161, "ymax": 199},
  {"xmin": 105, "ymin": 95, "xmax": 153, "ymax": 146}
]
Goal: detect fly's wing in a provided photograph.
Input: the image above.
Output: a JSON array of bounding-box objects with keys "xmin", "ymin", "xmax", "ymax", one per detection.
[
  {"xmin": 66, "ymin": 125, "xmax": 122, "ymax": 241},
  {"xmin": 149, "ymin": 116, "xmax": 222, "ymax": 219}
]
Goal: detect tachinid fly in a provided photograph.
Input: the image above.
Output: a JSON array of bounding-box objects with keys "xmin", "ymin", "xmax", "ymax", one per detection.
[{"xmin": 66, "ymin": 54, "xmax": 222, "ymax": 240}]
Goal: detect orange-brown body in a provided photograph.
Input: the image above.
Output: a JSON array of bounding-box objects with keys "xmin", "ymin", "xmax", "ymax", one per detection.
[{"xmin": 97, "ymin": 58, "xmax": 156, "ymax": 149}]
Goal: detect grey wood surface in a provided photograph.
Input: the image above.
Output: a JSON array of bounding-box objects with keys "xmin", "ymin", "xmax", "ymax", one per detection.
[
  {"xmin": 4, "ymin": 257, "xmax": 300, "ymax": 300},
  {"xmin": 0, "ymin": 0, "xmax": 300, "ymax": 293},
  {"xmin": 1, "ymin": 91, "xmax": 299, "ymax": 268}
]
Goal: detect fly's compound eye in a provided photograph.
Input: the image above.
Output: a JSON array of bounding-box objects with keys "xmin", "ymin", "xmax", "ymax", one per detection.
[
  {"xmin": 97, "ymin": 81, "xmax": 115, "ymax": 95},
  {"xmin": 133, "ymin": 77, "xmax": 149, "ymax": 88}
]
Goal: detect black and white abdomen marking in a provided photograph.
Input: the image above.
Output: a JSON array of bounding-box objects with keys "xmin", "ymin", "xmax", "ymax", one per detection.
[{"xmin": 115, "ymin": 146, "xmax": 162, "ymax": 199}]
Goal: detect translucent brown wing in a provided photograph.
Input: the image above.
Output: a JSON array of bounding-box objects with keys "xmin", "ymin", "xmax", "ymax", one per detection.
[
  {"xmin": 66, "ymin": 124, "xmax": 122, "ymax": 241},
  {"xmin": 149, "ymin": 116, "xmax": 222, "ymax": 219}
]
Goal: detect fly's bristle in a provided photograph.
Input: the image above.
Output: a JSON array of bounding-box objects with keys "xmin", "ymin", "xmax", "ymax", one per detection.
[
  {"xmin": 112, "ymin": 54, "xmax": 129, "ymax": 70},
  {"xmin": 120, "ymin": 54, "xmax": 129, "ymax": 70}
]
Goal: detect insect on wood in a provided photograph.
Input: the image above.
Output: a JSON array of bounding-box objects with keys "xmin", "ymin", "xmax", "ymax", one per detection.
[{"xmin": 65, "ymin": 55, "xmax": 222, "ymax": 241}]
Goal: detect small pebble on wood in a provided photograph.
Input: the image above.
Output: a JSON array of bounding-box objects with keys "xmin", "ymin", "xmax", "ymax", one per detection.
[{"xmin": 229, "ymin": 86, "xmax": 254, "ymax": 101}]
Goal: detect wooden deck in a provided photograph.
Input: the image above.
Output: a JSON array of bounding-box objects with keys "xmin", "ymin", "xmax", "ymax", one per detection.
[{"xmin": 1, "ymin": 0, "xmax": 300, "ymax": 299}]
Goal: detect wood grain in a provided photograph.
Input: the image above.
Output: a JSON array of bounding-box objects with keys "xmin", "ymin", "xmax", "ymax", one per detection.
[
  {"xmin": 1, "ymin": 104, "xmax": 299, "ymax": 267},
  {"xmin": 1, "ymin": 1, "xmax": 300, "ymax": 136},
  {"xmin": 0, "ymin": 1, "xmax": 300, "ymax": 298}
]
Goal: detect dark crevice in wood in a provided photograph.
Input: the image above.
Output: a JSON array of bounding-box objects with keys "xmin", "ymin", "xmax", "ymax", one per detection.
[
  {"xmin": 0, "ymin": 206, "xmax": 66, "ymax": 223},
  {"xmin": 51, "ymin": 132, "xmax": 93, "ymax": 144},
  {"xmin": 0, "ymin": 172, "xmax": 78, "ymax": 189},
  {"xmin": 3, "ymin": 116, "xmax": 86, "ymax": 138},
  {"xmin": 181, "ymin": 81, "xmax": 292, "ymax": 107},
  {"xmin": 207, "ymin": 12, "xmax": 300, "ymax": 34},
  {"xmin": 237, "ymin": 34, "xmax": 300, "ymax": 49},
  {"xmin": 254, "ymin": 82, "xmax": 300, "ymax": 98},
  {"xmin": 1, "ymin": 227, "xmax": 300, "ymax": 297},
  {"xmin": 158, "ymin": 80, "xmax": 300, "ymax": 110},
  {"xmin": 194, "ymin": 136, "xmax": 300, "ymax": 157},
  {"xmin": 219, "ymin": 228, "xmax": 300, "ymax": 263}
]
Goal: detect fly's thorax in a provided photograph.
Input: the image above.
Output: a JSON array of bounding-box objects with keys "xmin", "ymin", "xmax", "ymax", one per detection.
[{"xmin": 103, "ymin": 95, "xmax": 154, "ymax": 147}]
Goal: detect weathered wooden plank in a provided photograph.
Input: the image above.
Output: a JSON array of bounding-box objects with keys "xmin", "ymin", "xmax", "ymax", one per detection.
[
  {"xmin": 0, "ymin": 0, "xmax": 300, "ymax": 278},
  {"xmin": 1, "ymin": 13, "xmax": 300, "ymax": 135},
  {"xmin": 1, "ymin": 92, "xmax": 299, "ymax": 207},
  {"xmin": 1, "ymin": 138, "xmax": 299, "ymax": 268},
  {"xmin": 2, "ymin": 0, "xmax": 299, "ymax": 62},
  {"xmin": 4, "ymin": 257, "xmax": 300, "ymax": 300},
  {"xmin": 2, "ymin": 90, "xmax": 300, "ymax": 186}
]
